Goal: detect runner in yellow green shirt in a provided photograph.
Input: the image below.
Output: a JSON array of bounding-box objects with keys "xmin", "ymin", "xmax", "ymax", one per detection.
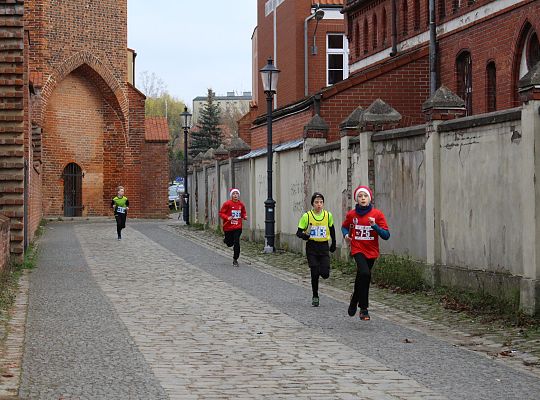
[
  {"xmin": 111, "ymin": 186, "xmax": 129, "ymax": 240},
  {"xmin": 296, "ymin": 192, "xmax": 336, "ymax": 307}
]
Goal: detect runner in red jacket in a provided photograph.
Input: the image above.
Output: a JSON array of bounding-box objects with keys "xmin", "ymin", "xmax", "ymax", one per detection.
[
  {"xmin": 342, "ymin": 185, "xmax": 390, "ymax": 321},
  {"xmin": 219, "ymin": 188, "xmax": 247, "ymax": 267}
]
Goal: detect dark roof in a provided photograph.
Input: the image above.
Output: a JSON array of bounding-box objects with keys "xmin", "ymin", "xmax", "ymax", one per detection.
[{"xmin": 193, "ymin": 95, "xmax": 252, "ymax": 102}]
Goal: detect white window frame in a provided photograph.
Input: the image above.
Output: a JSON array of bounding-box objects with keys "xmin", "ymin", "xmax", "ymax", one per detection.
[{"xmin": 326, "ymin": 33, "xmax": 349, "ymax": 87}]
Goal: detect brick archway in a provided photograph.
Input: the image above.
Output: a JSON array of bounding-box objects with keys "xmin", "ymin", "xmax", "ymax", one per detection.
[{"xmin": 39, "ymin": 51, "xmax": 129, "ymax": 134}]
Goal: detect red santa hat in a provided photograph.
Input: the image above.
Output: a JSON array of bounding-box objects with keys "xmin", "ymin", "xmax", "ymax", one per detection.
[
  {"xmin": 230, "ymin": 188, "xmax": 240, "ymax": 197},
  {"xmin": 353, "ymin": 185, "xmax": 372, "ymax": 202}
]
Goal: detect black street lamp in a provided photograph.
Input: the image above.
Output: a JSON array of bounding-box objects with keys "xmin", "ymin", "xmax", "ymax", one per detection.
[
  {"xmin": 181, "ymin": 106, "xmax": 192, "ymax": 224},
  {"xmin": 260, "ymin": 58, "xmax": 280, "ymax": 253}
]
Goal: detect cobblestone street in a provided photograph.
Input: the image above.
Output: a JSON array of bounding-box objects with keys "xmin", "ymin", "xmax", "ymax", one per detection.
[{"xmin": 6, "ymin": 220, "xmax": 540, "ymax": 399}]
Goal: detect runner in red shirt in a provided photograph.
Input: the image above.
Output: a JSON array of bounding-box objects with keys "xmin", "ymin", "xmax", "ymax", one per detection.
[
  {"xmin": 342, "ymin": 185, "xmax": 390, "ymax": 320},
  {"xmin": 219, "ymin": 188, "xmax": 247, "ymax": 267}
]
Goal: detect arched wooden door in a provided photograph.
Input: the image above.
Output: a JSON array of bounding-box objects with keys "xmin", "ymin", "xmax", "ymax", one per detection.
[{"xmin": 63, "ymin": 163, "xmax": 83, "ymax": 217}]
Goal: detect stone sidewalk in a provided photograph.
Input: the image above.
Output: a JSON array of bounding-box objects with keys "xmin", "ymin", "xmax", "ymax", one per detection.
[{"xmin": 1, "ymin": 220, "xmax": 539, "ymax": 399}]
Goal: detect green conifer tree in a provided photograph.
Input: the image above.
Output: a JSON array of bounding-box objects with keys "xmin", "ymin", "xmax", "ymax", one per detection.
[{"xmin": 190, "ymin": 89, "xmax": 222, "ymax": 156}]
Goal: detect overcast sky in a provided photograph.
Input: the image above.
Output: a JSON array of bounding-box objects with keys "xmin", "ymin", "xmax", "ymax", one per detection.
[{"xmin": 128, "ymin": 0, "xmax": 257, "ymax": 106}]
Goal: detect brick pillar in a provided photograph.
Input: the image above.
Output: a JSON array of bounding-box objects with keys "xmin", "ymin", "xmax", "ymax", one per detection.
[
  {"xmin": 422, "ymin": 86, "xmax": 466, "ymax": 284},
  {"xmin": 518, "ymin": 63, "xmax": 540, "ymax": 314},
  {"xmin": 0, "ymin": 1, "xmax": 25, "ymax": 258}
]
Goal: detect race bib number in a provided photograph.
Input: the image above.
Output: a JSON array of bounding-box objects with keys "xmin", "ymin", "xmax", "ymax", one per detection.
[
  {"xmin": 354, "ymin": 225, "xmax": 374, "ymax": 241},
  {"xmin": 309, "ymin": 226, "xmax": 327, "ymax": 239},
  {"xmin": 231, "ymin": 210, "xmax": 241, "ymax": 219},
  {"xmin": 116, "ymin": 206, "xmax": 126, "ymax": 214}
]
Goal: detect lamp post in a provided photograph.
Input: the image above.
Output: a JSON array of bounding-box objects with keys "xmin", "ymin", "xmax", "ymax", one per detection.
[
  {"xmin": 181, "ymin": 106, "xmax": 192, "ymax": 224},
  {"xmin": 260, "ymin": 58, "xmax": 280, "ymax": 253}
]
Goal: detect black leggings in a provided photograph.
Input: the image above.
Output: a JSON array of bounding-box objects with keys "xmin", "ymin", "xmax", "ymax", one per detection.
[
  {"xmin": 350, "ymin": 253, "xmax": 376, "ymax": 310},
  {"xmin": 224, "ymin": 229, "xmax": 242, "ymax": 260},
  {"xmin": 306, "ymin": 241, "xmax": 330, "ymax": 298},
  {"xmin": 115, "ymin": 214, "xmax": 126, "ymax": 238}
]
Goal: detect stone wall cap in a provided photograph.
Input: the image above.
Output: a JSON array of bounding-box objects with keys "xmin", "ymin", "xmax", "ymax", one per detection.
[
  {"xmin": 362, "ymin": 99, "xmax": 401, "ymax": 123},
  {"xmin": 519, "ymin": 61, "xmax": 540, "ymax": 91},
  {"xmin": 227, "ymin": 136, "xmax": 250, "ymax": 151},
  {"xmin": 422, "ymin": 86, "xmax": 465, "ymax": 111},
  {"xmin": 214, "ymin": 144, "xmax": 228, "ymax": 155},
  {"xmin": 203, "ymin": 148, "xmax": 215, "ymax": 159},
  {"xmin": 339, "ymin": 106, "xmax": 364, "ymax": 129},
  {"xmin": 304, "ymin": 114, "xmax": 329, "ymax": 131}
]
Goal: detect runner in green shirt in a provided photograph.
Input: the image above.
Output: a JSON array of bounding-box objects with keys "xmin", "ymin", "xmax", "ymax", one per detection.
[{"xmin": 111, "ymin": 186, "xmax": 129, "ymax": 240}]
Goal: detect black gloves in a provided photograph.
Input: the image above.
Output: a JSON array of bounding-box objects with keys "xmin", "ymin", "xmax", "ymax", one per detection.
[
  {"xmin": 296, "ymin": 228, "xmax": 310, "ymax": 241},
  {"xmin": 329, "ymin": 242, "xmax": 336, "ymax": 253}
]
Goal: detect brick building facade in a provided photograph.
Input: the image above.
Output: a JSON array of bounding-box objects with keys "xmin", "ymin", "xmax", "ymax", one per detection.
[
  {"xmin": 242, "ymin": 0, "xmax": 540, "ymax": 150},
  {"xmin": 0, "ymin": 1, "xmax": 169, "ymax": 260},
  {"xmin": 253, "ymin": 0, "xmax": 347, "ymax": 111}
]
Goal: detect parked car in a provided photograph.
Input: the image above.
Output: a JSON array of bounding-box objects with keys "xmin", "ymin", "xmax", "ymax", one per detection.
[{"xmin": 168, "ymin": 184, "xmax": 184, "ymax": 209}]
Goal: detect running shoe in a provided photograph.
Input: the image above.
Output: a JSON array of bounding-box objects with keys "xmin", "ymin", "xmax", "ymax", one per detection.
[
  {"xmin": 312, "ymin": 297, "xmax": 319, "ymax": 307},
  {"xmin": 232, "ymin": 259, "xmax": 239, "ymax": 267},
  {"xmin": 359, "ymin": 309, "xmax": 370, "ymax": 321}
]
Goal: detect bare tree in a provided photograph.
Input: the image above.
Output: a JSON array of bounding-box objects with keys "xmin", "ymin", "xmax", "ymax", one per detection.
[
  {"xmin": 220, "ymin": 104, "xmax": 246, "ymax": 137},
  {"xmin": 138, "ymin": 71, "xmax": 166, "ymax": 98}
]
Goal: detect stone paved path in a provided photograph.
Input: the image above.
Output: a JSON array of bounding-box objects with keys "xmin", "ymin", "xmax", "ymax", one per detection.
[{"xmin": 16, "ymin": 220, "xmax": 540, "ymax": 399}]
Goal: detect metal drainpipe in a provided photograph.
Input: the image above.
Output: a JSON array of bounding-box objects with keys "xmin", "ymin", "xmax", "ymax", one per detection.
[
  {"xmin": 429, "ymin": 0, "xmax": 437, "ymax": 95},
  {"xmin": 304, "ymin": 13, "xmax": 317, "ymax": 97},
  {"xmin": 390, "ymin": 0, "xmax": 398, "ymax": 56},
  {"xmin": 133, "ymin": 51, "xmax": 137, "ymax": 86}
]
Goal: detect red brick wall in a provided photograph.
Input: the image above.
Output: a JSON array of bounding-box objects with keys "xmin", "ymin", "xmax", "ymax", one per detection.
[
  {"xmin": 256, "ymin": 0, "xmax": 346, "ymax": 112},
  {"xmin": 238, "ymin": 107, "xmax": 259, "ymax": 146},
  {"xmin": 0, "ymin": 214, "xmax": 10, "ymax": 272},
  {"xmin": 141, "ymin": 142, "xmax": 169, "ymax": 218},
  {"xmin": 27, "ymin": 0, "xmax": 128, "ymax": 86},
  {"xmin": 437, "ymin": 0, "xmax": 540, "ymax": 113},
  {"xmin": 346, "ymin": 0, "xmax": 539, "ymax": 115},
  {"xmin": 307, "ymin": 20, "xmax": 348, "ymax": 95},
  {"xmin": 321, "ymin": 50, "xmax": 429, "ymax": 141},
  {"xmin": 249, "ymin": 109, "xmax": 313, "ymax": 149},
  {"xmin": 42, "ymin": 70, "xmax": 110, "ymax": 216}
]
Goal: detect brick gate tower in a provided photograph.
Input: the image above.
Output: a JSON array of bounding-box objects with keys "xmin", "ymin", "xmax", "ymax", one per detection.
[{"xmin": 0, "ymin": 0, "xmax": 169, "ymax": 259}]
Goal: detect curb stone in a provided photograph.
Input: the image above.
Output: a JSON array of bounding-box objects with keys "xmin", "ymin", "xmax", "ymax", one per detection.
[{"xmin": 0, "ymin": 269, "xmax": 29, "ymax": 400}]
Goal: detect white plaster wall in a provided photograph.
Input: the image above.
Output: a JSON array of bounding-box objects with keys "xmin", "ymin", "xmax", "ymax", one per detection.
[
  {"xmin": 374, "ymin": 135, "xmax": 427, "ymax": 260},
  {"xmin": 439, "ymin": 121, "xmax": 523, "ymax": 275}
]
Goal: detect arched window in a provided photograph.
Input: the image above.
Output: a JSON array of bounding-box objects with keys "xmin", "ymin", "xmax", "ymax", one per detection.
[
  {"xmin": 402, "ymin": 0, "xmax": 409, "ymax": 35},
  {"xmin": 355, "ymin": 22, "xmax": 361, "ymax": 57},
  {"xmin": 526, "ymin": 32, "xmax": 540, "ymax": 70},
  {"xmin": 456, "ymin": 51, "xmax": 473, "ymax": 115},
  {"xmin": 452, "ymin": 0, "xmax": 459, "ymax": 14},
  {"xmin": 486, "ymin": 62, "xmax": 496, "ymax": 112},
  {"xmin": 382, "ymin": 8, "xmax": 388, "ymax": 45},
  {"xmin": 363, "ymin": 19, "xmax": 369, "ymax": 53},
  {"xmin": 515, "ymin": 23, "xmax": 540, "ymax": 104},
  {"xmin": 414, "ymin": 0, "xmax": 421, "ymax": 31},
  {"xmin": 438, "ymin": 0, "xmax": 446, "ymax": 20},
  {"xmin": 372, "ymin": 13, "xmax": 378, "ymax": 48},
  {"xmin": 426, "ymin": 0, "xmax": 430, "ymax": 28}
]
